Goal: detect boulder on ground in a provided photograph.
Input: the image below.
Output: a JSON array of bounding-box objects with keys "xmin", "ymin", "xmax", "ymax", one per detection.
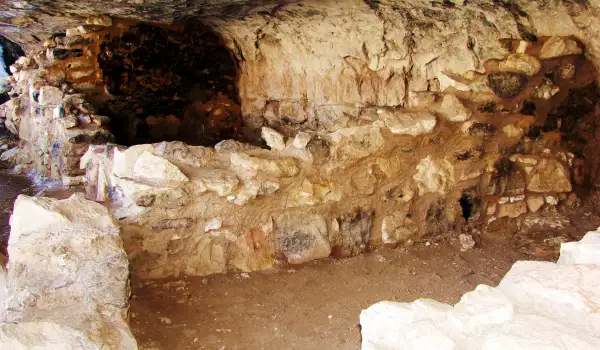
[{"xmin": 0, "ymin": 193, "xmax": 137, "ymax": 349}]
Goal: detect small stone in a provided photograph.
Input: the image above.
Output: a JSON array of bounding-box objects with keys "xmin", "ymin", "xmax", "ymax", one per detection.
[
  {"xmin": 459, "ymin": 234, "xmax": 476, "ymax": 252},
  {"xmin": 261, "ymin": 127, "xmax": 286, "ymax": 151},
  {"xmin": 204, "ymin": 217, "xmax": 222, "ymax": 232},
  {"xmin": 516, "ymin": 40, "xmax": 529, "ymax": 54},
  {"xmin": 526, "ymin": 196, "xmax": 544, "ymax": 212},
  {"xmin": 539, "ymin": 36, "xmax": 582, "ymax": 59},
  {"xmin": 292, "ymin": 132, "xmax": 312, "ymax": 148},
  {"xmin": 534, "ymin": 79, "xmax": 560, "ymax": 100},
  {"xmin": 159, "ymin": 317, "xmax": 172, "ymax": 325},
  {"xmin": 201, "ymin": 278, "xmax": 208, "ymax": 285},
  {"xmin": 439, "ymin": 94, "xmax": 472, "ymax": 122},
  {"xmin": 498, "ymin": 54, "xmax": 541, "ymax": 76},
  {"xmin": 502, "ymin": 124, "xmax": 523, "ymax": 138},
  {"xmin": 413, "ymin": 156, "xmax": 454, "ymax": 196},
  {"xmin": 240, "ymin": 273, "xmax": 250, "ymax": 279},
  {"xmin": 86, "ymin": 15, "xmax": 112, "ymax": 27},
  {"xmin": 328, "ymin": 315, "xmax": 333, "ymax": 320},
  {"xmin": 545, "ymin": 196, "xmax": 558, "ymax": 205},
  {"xmin": 487, "ymin": 72, "xmax": 527, "ymax": 99}
]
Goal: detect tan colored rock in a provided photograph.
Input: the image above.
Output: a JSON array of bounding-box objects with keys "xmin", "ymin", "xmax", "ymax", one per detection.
[
  {"xmin": 229, "ymin": 226, "xmax": 275, "ymax": 272},
  {"xmin": 292, "ymin": 132, "xmax": 312, "ymax": 149},
  {"xmin": 261, "ymin": 127, "xmax": 286, "ymax": 151},
  {"xmin": 86, "ymin": 15, "xmax": 112, "ymax": 26},
  {"xmin": 381, "ymin": 212, "xmax": 417, "ymax": 245},
  {"xmin": 527, "ymin": 158, "xmax": 572, "ymax": 193},
  {"xmin": 274, "ymin": 213, "xmax": 330, "ymax": 264},
  {"xmin": 328, "ymin": 125, "xmax": 384, "ymax": 162},
  {"xmin": 503, "ymin": 124, "xmax": 524, "ymax": 138},
  {"xmin": 413, "ymin": 156, "xmax": 455, "ymax": 196},
  {"xmin": 132, "ymin": 151, "xmax": 189, "ymax": 187},
  {"xmin": 192, "ymin": 169, "xmax": 239, "ymax": 196},
  {"xmin": 498, "ymin": 54, "xmax": 541, "ymax": 76},
  {"xmin": 526, "ymin": 196, "xmax": 545, "ymax": 213},
  {"xmin": 498, "ymin": 201, "xmax": 527, "ymax": 218},
  {"xmin": 539, "ymin": 36, "xmax": 582, "ymax": 59},
  {"xmin": 230, "ymin": 153, "xmax": 299, "ymax": 178},
  {"xmin": 534, "ymin": 79, "xmax": 560, "ymax": 100},
  {"xmin": 439, "ymin": 94, "xmax": 472, "ymax": 122},
  {"xmin": 377, "ymin": 109, "xmax": 437, "ymax": 135}
]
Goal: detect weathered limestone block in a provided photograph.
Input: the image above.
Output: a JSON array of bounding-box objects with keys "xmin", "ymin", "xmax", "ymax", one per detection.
[
  {"xmin": 377, "ymin": 109, "xmax": 437, "ymax": 135},
  {"xmin": 361, "ymin": 230, "xmax": 600, "ymax": 350},
  {"xmin": 327, "ymin": 124, "xmax": 384, "ymax": 162},
  {"xmin": 192, "ymin": 169, "xmax": 239, "ymax": 197},
  {"xmin": 230, "ymin": 153, "xmax": 299, "ymax": 178},
  {"xmin": 274, "ymin": 213, "xmax": 330, "ymax": 264},
  {"xmin": 497, "ymin": 201, "xmax": 527, "ymax": 219},
  {"xmin": 229, "ymin": 225, "xmax": 275, "ymax": 272},
  {"xmin": 360, "ymin": 300, "xmax": 454, "ymax": 350},
  {"xmin": 381, "ymin": 211, "xmax": 417, "ymax": 245},
  {"xmin": 539, "ymin": 36, "xmax": 583, "ymax": 59},
  {"xmin": 131, "ymin": 151, "xmax": 189, "ymax": 187},
  {"xmin": 448, "ymin": 285, "xmax": 514, "ymax": 335},
  {"xmin": 438, "ymin": 94, "xmax": 471, "ymax": 122},
  {"xmin": 558, "ymin": 230, "xmax": 600, "ymax": 266},
  {"xmin": 413, "ymin": 156, "xmax": 454, "ymax": 196},
  {"xmin": 498, "ymin": 261, "xmax": 600, "ymax": 335},
  {"xmin": 487, "ymin": 72, "xmax": 527, "ymax": 98},
  {"xmin": 261, "ymin": 127, "xmax": 286, "ymax": 151},
  {"xmin": 526, "ymin": 195, "xmax": 545, "ymax": 213},
  {"xmin": 498, "ymin": 54, "xmax": 541, "ymax": 76},
  {"xmin": 331, "ymin": 208, "xmax": 374, "ymax": 257},
  {"xmin": 1, "ymin": 193, "xmax": 136, "ymax": 349},
  {"xmin": 526, "ymin": 158, "xmax": 572, "ymax": 193}
]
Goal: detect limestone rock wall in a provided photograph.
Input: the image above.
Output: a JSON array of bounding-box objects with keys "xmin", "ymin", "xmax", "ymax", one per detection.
[
  {"xmin": 0, "ymin": 193, "xmax": 136, "ymax": 349},
  {"xmin": 0, "ymin": 23, "xmax": 114, "ymax": 184},
  {"xmin": 359, "ymin": 228, "xmax": 600, "ymax": 349}
]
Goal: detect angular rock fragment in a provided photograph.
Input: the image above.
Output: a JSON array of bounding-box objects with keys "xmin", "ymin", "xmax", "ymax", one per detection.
[
  {"xmin": 539, "ymin": 36, "xmax": 582, "ymax": 59},
  {"xmin": 274, "ymin": 213, "xmax": 330, "ymax": 264},
  {"xmin": 377, "ymin": 109, "xmax": 437, "ymax": 135}
]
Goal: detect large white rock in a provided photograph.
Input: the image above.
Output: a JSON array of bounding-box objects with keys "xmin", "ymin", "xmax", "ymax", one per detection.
[
  {"xmin": 1, "ymin": 193, "xmax": 137, "ymax": 349},
  {"xmin": 360, "ymin": 300, "xmax": 455, "ymax": 350},
  {"xmin": 132, "ymin": 151, "xmax": 189, "ymax": 187},
  {"xmin": 497, "ymin": 261, "xmax": 600, "ymax": 335},
  {"xmin": 558, "ymin": 230, "xmax": 600, "ymax": 266},
  {"xmin": 361, "ymin": 229, "xmax": 600, "ymax": 350},
  {"xmin": 448, "ymin": 285, "xmax": 514, "ymax": 335}
]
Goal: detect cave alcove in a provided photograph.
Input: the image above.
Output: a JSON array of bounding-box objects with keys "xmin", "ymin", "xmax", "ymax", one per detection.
[{"xmin": 97, "ymin": 22, "xmax": 242, "ymax": 146}]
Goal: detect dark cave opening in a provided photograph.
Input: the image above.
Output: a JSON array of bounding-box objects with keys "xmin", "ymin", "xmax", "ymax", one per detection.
[{"xmin": 97, "ymin": 23, "xmax": 242, "ymax": 146}]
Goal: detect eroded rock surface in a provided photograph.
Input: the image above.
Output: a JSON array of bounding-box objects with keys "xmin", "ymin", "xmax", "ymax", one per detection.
[{"xmin": 0, "ymin": 193, "xmax": 136, "ymax": 349}]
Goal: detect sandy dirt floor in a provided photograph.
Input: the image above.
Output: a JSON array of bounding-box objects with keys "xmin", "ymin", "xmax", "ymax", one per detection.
[{"xmin": 129, "ymin": 240, "xmax": 531, "ymax": 350}]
